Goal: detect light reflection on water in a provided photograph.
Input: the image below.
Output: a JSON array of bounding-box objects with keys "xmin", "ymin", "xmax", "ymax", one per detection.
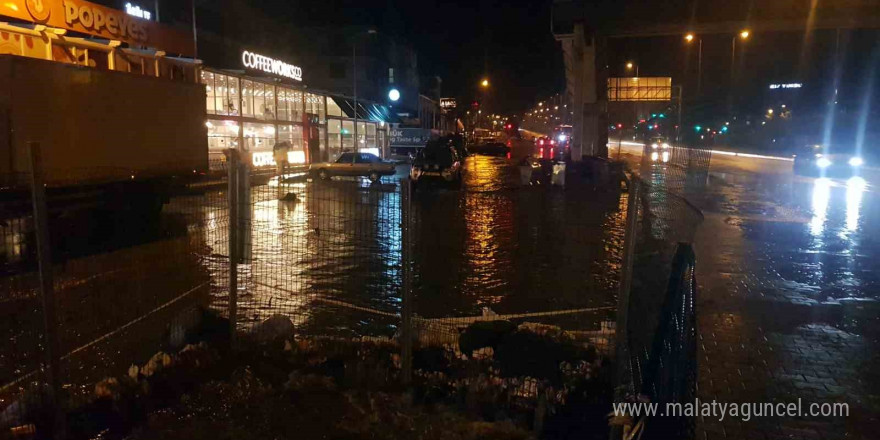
[
  {"xmin": 846, "ymin": 177, "xmax": 866, "ymax": 233},
  {"xmin": 810, "ymin": 177, "xmax": 831, "ymax": 237},
  {"xmin": 189, "ymin": 155, "xmax": 628, "ymax": 335}
]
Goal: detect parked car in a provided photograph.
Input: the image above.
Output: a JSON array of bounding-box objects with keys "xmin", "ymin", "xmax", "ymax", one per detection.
[
  {"xmin": 411, "ymin": 140, "xmax": 463, "ymax": 187},
  {"xmin": 472, "ymin": 141, "xmax": 511, "ymax": 157},
  {"xmin": 310, "ymin": 152, "xmax": 396, "ymax": 183}
]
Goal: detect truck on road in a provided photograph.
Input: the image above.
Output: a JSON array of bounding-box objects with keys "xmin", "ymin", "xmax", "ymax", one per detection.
[{"xmin": 0, "ymin": 55, "xmax": 207, "ymax": 218}]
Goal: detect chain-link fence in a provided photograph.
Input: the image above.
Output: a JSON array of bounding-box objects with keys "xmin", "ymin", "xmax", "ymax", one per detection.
[
  {"xmin": 613, "ymin": 143, "xmax": 710, "ymax": 440},
  {"xmin": 3, "ymin": 142, "xmax": 708, "ymax": 439},
  {"xmin": 0, "ymin": 145, "xmax": 228, "ymax": 438}
]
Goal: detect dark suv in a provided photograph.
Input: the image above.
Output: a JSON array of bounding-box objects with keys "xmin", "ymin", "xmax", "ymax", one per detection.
[{"xmin": 410, "ymin": 140, "xmax": 463, "ymax": 188}]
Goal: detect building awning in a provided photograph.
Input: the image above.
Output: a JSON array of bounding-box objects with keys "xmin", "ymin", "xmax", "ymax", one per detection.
[{"xmin": 330, "ymin": 96, "xmax": 399, "ymax": 124}]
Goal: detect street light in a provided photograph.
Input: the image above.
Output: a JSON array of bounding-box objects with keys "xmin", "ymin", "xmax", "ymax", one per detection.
[
  {"xmin": 626, "ymin": 61, "xmax": 638, "ymax": 77},
  {"xmin": 685, "ymin": 32, "xmax": 703, "ymax": 95},
  {"xmin": 480, "ymin": 79, "xmax": 489, "ymax": 88},
  {"xmin": 731, "ymin": 30, "xmax": 750, "ymax": 76}
]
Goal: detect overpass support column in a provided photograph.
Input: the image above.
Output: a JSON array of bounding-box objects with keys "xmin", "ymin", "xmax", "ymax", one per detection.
[{"xmin": 558, "ymin": 24, "xmax": 608, "ymax": 161}]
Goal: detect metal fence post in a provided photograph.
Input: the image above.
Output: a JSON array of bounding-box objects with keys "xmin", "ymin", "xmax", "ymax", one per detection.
[
  {"xmin": 227, "ymin": 149, "xmax": 239, "ymax": 349},
  {"xmin": 615, "ymin": 176, "xmax": 640, "ymax": 396},
  {"xmin": 28, "ymin": 142, "xmax": 65, "ymax": 438},
  {"xmin": 400, "ymin": 178, "xmax": 413, "ymax": 385}
]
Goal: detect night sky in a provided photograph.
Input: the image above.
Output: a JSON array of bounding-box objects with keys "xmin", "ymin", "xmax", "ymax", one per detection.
[
  {"xmin": 237, "ymin": 0, "xmax": 567, "ymax": 115},
  {"xmin": 108, "ymin": 0, "xmax": 877, "ymax": 119}
]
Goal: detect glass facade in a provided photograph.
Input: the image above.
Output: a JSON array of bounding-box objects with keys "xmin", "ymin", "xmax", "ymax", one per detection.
[
  {"xmin": 200, "ymin": 69, "xmax": 388, "ymax": 168},
  {"xmin": 278, "ymin": 124, "xmax": 306, "ymax": 164}
]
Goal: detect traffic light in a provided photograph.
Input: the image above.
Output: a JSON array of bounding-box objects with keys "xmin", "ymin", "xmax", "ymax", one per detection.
[
  {"xmin": 617, "ymin": 123, "xmax": 623, "ymax": 129},
  {"xmin": 471, "ymin": 101, "xmax": 480, "ymax": 109},
  {"xmin": 694, "ymin": 125, "xmax": 702, "ymax": 132}
]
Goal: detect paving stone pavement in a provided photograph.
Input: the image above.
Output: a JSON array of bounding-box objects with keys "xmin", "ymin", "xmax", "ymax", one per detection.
[{"xmin": 690, "ymin": 166, "xmax": 880, "ymax": 439}]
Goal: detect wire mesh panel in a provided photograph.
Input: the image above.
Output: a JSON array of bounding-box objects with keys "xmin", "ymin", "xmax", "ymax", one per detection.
[
  {"xmin": 0, "ymin": 172, "xmax": 51, "ymax": 437},
  {"xmin": 1, "ymin": 161, "xmax": 230, "ymax": 436},
  {"xmin": 231, "ymin": 168, "xmax": 405, "ymax": 385},
  {"xmin": 614, "ymin": 144, "xmax": 710, "ymax": 440},
  {"xmin": 407, "ymin": 164, "xmax": 627, "ymax": 430}
]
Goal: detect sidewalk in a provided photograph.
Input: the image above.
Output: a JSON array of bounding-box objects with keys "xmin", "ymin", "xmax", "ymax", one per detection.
[{"xmin": 690, "ymin": 170, "xmax": 880, "ymax": 439}]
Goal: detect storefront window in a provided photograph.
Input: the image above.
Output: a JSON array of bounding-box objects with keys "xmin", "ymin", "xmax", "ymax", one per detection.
[
  {"xmin": 378, "ymin": 129, "xmax": 386, "ymax": 157},
  {"xmin": 356, "ymin": 122, "xmax": 367, "ymax": 150},
  {"xmin": 206, "ymin": 119, "xmax": 240, "ymax": 165},
  {"xmin": 277, "ymin": 87, "xmax": 292, "ymax": 121},
  {"xmin": 305, "ymin": 93, "xmax": 326, "ymax": 123},
  {"xmin": 327, "ymin": 119, "xmax": 342, "ymax": 160},
  {"xmin": 244, "ymin": 122, "xmax": 276, "ymax": 166},
  {"xmin": 253, "ymin": 83, "xmax": 266, "ymax": 120},
  {"xmin": 242, "ymin": 80, "xmax": 254, "ymax": 117},
  {"xmin": 342, "ymin": 120, "xmax": 354, "ymax": 152},
  {"xmin": 201, "ymin": 71, "xmax": 216, "ymax": 114},
  {"xmin": 227, "ymin": 77, "xmax": 240, "ymax": 116},
  {"xmin": 318, "ymin": 127, "xmax": 327, "ymax": 162},
  {"xmin": 263, "ymin": 84, "xmax": 275, "ymax": 120},
  {"xmin": 214, "ymin": 74, "xmax": 228, "ymax": 116},
  {"xmin": 278, "ymin": 124, "xmax": 305, "ymax": 164},
  {"xmin": 205, "ymin": 73, "xmax": 239, "ymax": 116},
  {"xmin": 292, "ymin": 90, "xmax": 303, "ymax": 122},
  {"xmin": 366, "ymin": 122, "xmax": 377, "ymax": 149},
  {"xmin": 327, "ymin": 98, "xmax": 344, "ymax": 117}
]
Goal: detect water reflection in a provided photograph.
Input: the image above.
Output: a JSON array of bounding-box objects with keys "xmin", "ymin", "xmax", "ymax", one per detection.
[
  {"xmin": 810, "ymin": 178, "xmax": 831, "ymax": 237},
  {"xmin": 846, "ymin": 177, "xmax": 866, "ymax": 233}
]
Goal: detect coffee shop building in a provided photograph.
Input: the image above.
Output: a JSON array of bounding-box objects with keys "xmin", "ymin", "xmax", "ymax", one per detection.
[{"xmin": 0, "ymin": 0, "xmax": 396, "ymax": 169}]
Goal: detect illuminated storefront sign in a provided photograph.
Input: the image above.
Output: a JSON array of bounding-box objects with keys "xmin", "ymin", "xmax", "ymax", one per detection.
[
  {"xmin": 241, "ymin": 50, "xmax": 302, "ymax": 81},
  {"xmin": 63, "ymin": 0, "xmax": 148, "ymax": 41},
  {"xmin": 124, "ymin": 3, "xmax": 151, "ymax": 20},
  {"xmin": 440, "ymin": 98, "xmax": 456, "ymax": 109},
  {"xmin": 0, "ymin": 0, "xmax": 194, "ymax": 55},
  {"xmin": 769, "ymin": 83, "xmax": 802, "ymax": 89}
]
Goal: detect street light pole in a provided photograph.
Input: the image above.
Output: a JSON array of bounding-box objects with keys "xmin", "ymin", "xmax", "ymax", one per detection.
[
  {"xmin": 353, "ymin": 42, "xmax": 358, "ymax": 153},
  {"xmin": 697, "ymin": 38, "xmax": 702, "ymax": 95},
  {"xmin": 351, "ymin": 30, "xmax": 377, "ymax": 154}
]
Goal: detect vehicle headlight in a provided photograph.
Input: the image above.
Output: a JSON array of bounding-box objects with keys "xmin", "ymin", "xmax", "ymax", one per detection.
[
  {"xmin": 661, "ymin": 151, "xmax": 670, "ymax": 163},
  {"xmin": 816, "ymin": 157, "xmax": 833, "ymax": 168},
  {"xmin": 848, "ymin": 157, "xmax": 864, "ymax": 167},
  {"xmin": 651, "ymin": 143, "xmax": 659, "ymax": 149},
  {"xmin": 650, "ymin": 151, "xmax": 659, "ymax": 162},
  {"xmin": 557, "ymin": 134, "xmax": 567, "ymax": 142},
  {"xmin": 661, "ymin": 143, "xmax": 670, "ymax": 149}
]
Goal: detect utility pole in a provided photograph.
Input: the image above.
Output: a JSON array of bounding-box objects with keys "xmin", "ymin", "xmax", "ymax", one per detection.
[
  {"xmin": 191, "ymin": 0, "xmax": 198, "ymax": 58},
  {"xmin": 353, "ymin": 41, "xmax": 358, "ymax": 152}
]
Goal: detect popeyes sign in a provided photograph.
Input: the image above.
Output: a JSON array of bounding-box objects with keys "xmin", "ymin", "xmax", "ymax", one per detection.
[{"xmin": 1, "ymin": 0, "xmax": 193, "ymax": 56}]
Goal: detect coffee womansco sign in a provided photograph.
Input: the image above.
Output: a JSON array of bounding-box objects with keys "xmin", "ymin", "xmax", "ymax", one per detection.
[{"xmin": 1, "ymin": 0, "xmax": 193, "ymax": 56}]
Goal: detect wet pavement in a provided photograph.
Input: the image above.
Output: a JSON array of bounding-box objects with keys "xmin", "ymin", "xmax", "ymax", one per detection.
[{"xmin": 623, "ymin": 145, "xmax": 880, "ymax": 439}]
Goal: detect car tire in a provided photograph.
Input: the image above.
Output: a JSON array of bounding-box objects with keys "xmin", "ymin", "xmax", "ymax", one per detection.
[
  {"xmin": 318, "ymin": 169, "xmax": 330, "ymax": 180},
  {"xmin": 369, "ymin": 171, "xmax": 380, "ymax": 183}
]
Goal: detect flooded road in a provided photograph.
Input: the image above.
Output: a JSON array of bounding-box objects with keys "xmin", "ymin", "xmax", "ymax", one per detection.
[
  {"xmin": 0, "ymin": 143, "xmax": 627, "ymax": 402},
  {"xmin": 621, "ymin": 144, "xmax": 880, "ymax": 440},
  {"xmin": 162, "ymin": 147, "xmax": 627, "ymax": 339}
]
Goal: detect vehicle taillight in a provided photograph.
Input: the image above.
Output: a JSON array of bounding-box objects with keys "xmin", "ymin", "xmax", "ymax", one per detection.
[
  {"xmin": 539, "ymin": 147, "xmax": 544, "ymax": 157},
  {"xmin": 550, "ymin": 140, "xmax": 556, "ymax": 145},
  {"xmin": 506, "ymin": 152, "xmax": 511, "ymax": 160},
  {"xmin": 539, "ymin": 139, "xmax": 544, "ymax": 146},
  {"xmin": 550, "ymin": 148, "xmax": 555, "ymax": 159}
]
